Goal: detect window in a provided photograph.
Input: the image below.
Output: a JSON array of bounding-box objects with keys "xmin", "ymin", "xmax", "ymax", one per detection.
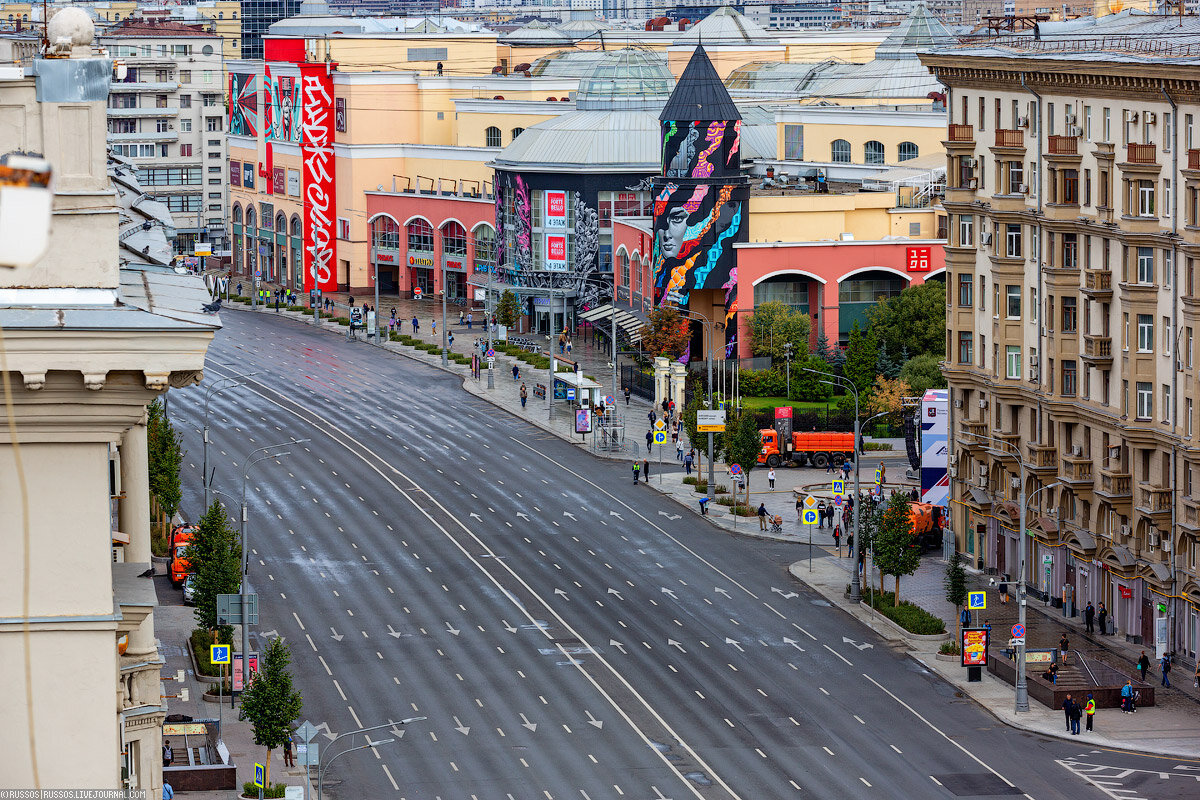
[
  {"xmin": 172, "ymin": 44, "xmax": 190, "ymax": 57},
  {"xmin": 1138, "ymin": 314, "xmax": 1154, "ymax": 352},
  {"xmin": 620, "ymin": 250, "xmax": 630, "ymax": 286},
  {"xmin": 958, "ymin": 273, "xmax": 973, "ymax": 307},
  {"xmin": 1189, "ymin": 398, "xmax": 1194, "ymax": 437},
  {"xmin": 1137, "ymin": 179, "xmax": 1156, "ymax": 216},
  {"xmin": 1137, "ymin": 247, "xmax": 1155, "ymax": 283},
  {"xmin": 831, "ymin": 139, "xmax": 851, "ymax": 163},
  {"xmin": 371, "ymin": 216, "xmax": 399, "ymax": 249},
  {"xmin": 164, "ymin": 194, "xmax": 201, "ymax": 212},
  {"xmin": 864, "ymin": 141, "xmax": 884, "ymax": 165},
  {"xmin": 110, "ymin": 119, "xmax": 136, "ymax": 134},
  {"xmin": 1164, "ymin": 179, "xmax": 1173, "ymax": 218},
  {"xmin": 407, "ymin": 46, "xmax": 448, "ymax": 61},
  {"xmin": 407, "ymin": 218, "xmax": 434, "ymax": 252},
  {"xmin": 441, "ymin": 221, "xmax": 467, "ymax": 256},
  {"xmin": 137, "ymin": 167, "xmax": 201, "ymax": 185},
  {"xmin": 159, "ymin": 144, "xmax": 169, "ymax": 157},
  {"xmin": 511, "ymin": 127, "xmax": 525, "ymax": 141},
  {"xmin": 959, "ymin": 331, "xmax": 973, "ymax": 364},
  {"xmin": 180, "ymin": 119, "xmax": 192, "ymax": 132},
  {"xmin": 180, "ymin": 144, "xmax": 193, "ymax": 157},
  {"xmin": 783, "ymin": 124, "xmax": 803, "ymax": 159},
  {"xmin": 337, "ymin": 218, "xmax": 350, "ymax": 240},
  {"xmin": 1062, "ymin": 169, "xmax": 1078, "ymax": 204},
  {"xmin": 958, "ymin": 214, "xmax": 973, "ymax": 246},
  {"xmin": 1006, "ymin": 160, "xmax": 1023, "ymax": 194},
  {"xmin": 179, "ymin": 70, "xmax": 191, "ymax": 83},
  {"xmin": 898, "ymin": 141, "xmax": 918, "ymax": 161},
  {"xmin": 1165, "ymin": 113, "xmax": 1173, "ymax": 151},
  {"xmin": 1165, "ymin": 317, "xmax": 1173, "ymax": 357},
  {"xmin": 473, "ymin": 225, "xmax": 496, "ymax": 266},
  {"xmin": 1006, "ymin": 346, "xmax": 1022, "ymax": 379},
  {"xmin": 485, "ymin": 126, "xmax": 501, "ymax": 148},
  {"xmin": 207, "ymin": 166, "xmax": 220, "ymax": 173},
  {"xmin": 1006, "ymin": 285, "xmax": 1021, "ymax": 318},
  {"xmin": 180, "ymin": 94, "xmax": 191, "ymax": 108},
  {"xmin": 1005, "ymin": 224, "xmax": 1022, "ymax": 258},
  {"xmin": 1062, "ymin": 360, "xmax": 1077, "ymax": 396},
  {"xmin": 155, "ymin": 69, "xmax": 170, "ymax": 82},
  {"xmin": 1103, "ymin": 107, "xmax": 1111, "ymax": 141},
  {"xmin": 206, "ymin": 117, "xmax": 222, "ymax": 132},
  {"xmin": 1062, "ymin": 296, "xmax": 1077, "ymax": 332},
  {"xmin": 1084, "ymin": 105, "xmax": 1092, "ymax": 140},
  {"xmin": 203, "ymin": 70, "xmax": 213, "ymax": 84},
  {"xmin": 1188, "ymin": 326, "xmax": 1194, "ymax": 369},
  {"xmin": 1136, "ymin": 382, "xmax": 1153, "ymax": 420}
]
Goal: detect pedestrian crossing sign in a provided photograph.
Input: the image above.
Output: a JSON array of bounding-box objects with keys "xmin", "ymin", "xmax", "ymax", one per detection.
[
  {"xmin": 832, "ymin": 479, "xmax": 845, "ymax": 497},
  {"xmin": 210, "ymin": 644, "xmax": 231, "ymax": 664},
  {"xmin": 967, "ymin": 591, "xmax": 987, "ymax": 610},
  {"xmin": 802, "ymin": 508, "xmax": 818, "ymax": 525},
  {"xmin": 875, "ymin": 467, "xmax": 882, "ymax": 485},
  {"xmin": 254, "ymin": 763, "xmax": 264, "ymax": 789}
]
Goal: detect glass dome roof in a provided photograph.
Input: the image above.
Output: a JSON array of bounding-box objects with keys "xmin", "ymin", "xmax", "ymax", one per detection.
[{"xmin": 575, "ymin": 49, "xmax": 674, "ymax": 112}]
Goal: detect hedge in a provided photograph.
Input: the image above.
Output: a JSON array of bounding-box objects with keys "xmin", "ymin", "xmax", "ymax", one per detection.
[{"xmin": 862, "ymin": 589, "xmax": 946, "ymax": 635}]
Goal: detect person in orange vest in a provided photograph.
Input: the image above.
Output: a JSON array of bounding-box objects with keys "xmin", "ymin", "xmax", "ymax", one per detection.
[{"xmin": 1084, "ymin": 694, "xmax": 1096, "ymax": 732}]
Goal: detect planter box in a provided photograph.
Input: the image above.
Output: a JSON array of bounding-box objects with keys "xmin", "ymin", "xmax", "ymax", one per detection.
[{"xmin": 858, "ymin": 600, "xmax": 949, "ymax": 643}]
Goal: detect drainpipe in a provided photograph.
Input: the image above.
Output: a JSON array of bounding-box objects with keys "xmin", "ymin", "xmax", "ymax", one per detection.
[
  {"xmin": 1020, "ymin": 73, "xmax": 1045, "ymax": 448},
  {"xmin": 1160, "ymin": 81, "xmax": 1180, "ymax": 657}
]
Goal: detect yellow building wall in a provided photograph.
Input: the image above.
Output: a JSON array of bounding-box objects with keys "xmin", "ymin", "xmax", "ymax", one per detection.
[
  {"xmin": 454, "ymin": 109, "xmax": 560, "ymax": 148},
  {"xmin": 325, "ymin": 36, "xmax": 499, "ymax": 73},
  {"xmin": 337, "ymin": 82, "xmax": 420, "ymax": 146},
  {"xmin": 775, "ymin": 120, "xmax": 945, "ymax": 164},
  {"xmin": 668, "ymin": 46, "xmax": 786, "ymax": 79},
  {"xmin": 749, "ymin": 191, "xmax": 893, "ymax": 242},
  {"xmin": 782, "ymin": 38, "xmax": 882, "ymax": 63}
]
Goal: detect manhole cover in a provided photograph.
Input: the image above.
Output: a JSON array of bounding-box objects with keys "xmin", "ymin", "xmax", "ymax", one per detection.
[{"xmin": 931, "ymin": 774, "xmax": 1022, "ymax": 796}]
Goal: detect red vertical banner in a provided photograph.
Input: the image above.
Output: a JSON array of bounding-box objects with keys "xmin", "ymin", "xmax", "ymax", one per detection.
[{"xmin": 300, "ymin": 63, "xmax": 337, "ymax": 293}]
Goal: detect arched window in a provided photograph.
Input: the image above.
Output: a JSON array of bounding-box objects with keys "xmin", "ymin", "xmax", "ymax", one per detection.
[
  {"xmin": 472, "ymin": 225, "xmax": 496, "ymax": 266},
  {"xmin": 232, "ymin": 204, "xmax": 242, "ymax": 272},
  {"xmin": 232, "ymin": 204, "xmax": 243, "ymax": 224},
  {"xmin": 619, "ymin": 250, "xmax": 630, "ymax": 288},
  {"xmin": 898, "ymin": 142, "xmax": 918, "ymax": 162},
  {"xmin": 275, "ymin": 212, "xmax": 287, "ymax": 234},
  {"xmin": 218, "ymin": 11, "xmax": 224, "ymax": 18},
  {"xmin": 831, "ymin": 139, "xmax": 851, "ymax": 163},
  {"xmin": 442, "ymin": 221, "xmax": 467, "ymax": 256},
  {"xmin": 290, "ymin": 215, "xmax": 302, "ymax": 237},
  {"xmin": 371, "ymin": 216, "xmax": 400, "ymax": 249},
  {"xmin": 485, "ymin": 126, "xmax": 501, "ymax": 148},
  {"xmin": 511, "ymin": 127, "xmax": 525, "ymax": 141},
  {"xmin": 407, "ymin": 218, "xmax": 434, "ymax": 252},
  {"xmin": 245, "ymin": 206, "xmax": 255, "ymax": 230},
  {"xmin": 864, "ymin": 140, "xmax": 884, "ymax": 165}
]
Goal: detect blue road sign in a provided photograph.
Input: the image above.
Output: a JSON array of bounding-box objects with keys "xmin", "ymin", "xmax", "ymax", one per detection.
[
  {"xmin": 604, "ymin": 395, "xmax": 615, "ymax": 407},
  {"xmin": 801, "ymin": 508, "xmax": 818, "ymax": 525},
  {"xmin": 967, "ymin": 591, "xmax": 987, "ymax": 610},
  {"xmin": 730, "ymin": 463, "xmax": 742, "ymax": 475},
  {"xmin": 832, "ymin": 479, "xmax": 845, "ymax": 497},
  {"xmin": 210, "ymin": 644, "xmax": 231, "ymax": 664},
  {"xmin": 254, "ymin": 763, "xmax": 265, "ymax": 789},
  {"xmin": 567, "ymin": 388, "xmax": 576, "ymax": 400},
  {"xmin": 653, "ymin": 431, "xmax": 666, "ymax": 444},
  {"xmin": 486, "ymin": 348, "xmax": 495, "ymax": 358},
  {"xmin": 1011, "ymin": 623, "xmax": 1025, "ymax": 639}
]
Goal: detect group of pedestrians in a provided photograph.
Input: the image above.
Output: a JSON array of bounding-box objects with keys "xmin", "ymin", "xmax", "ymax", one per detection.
[
  {"xmin": 1082, "ymin": 601, "xmax": 1109, "ymax": 635},
  {"xmin": 1060, "ymin": 693, "xmax": 1095, "ymax": 734}
]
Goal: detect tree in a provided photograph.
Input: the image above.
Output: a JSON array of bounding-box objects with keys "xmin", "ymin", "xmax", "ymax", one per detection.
[
  {"xmin": 900, "ymin": 353, "xmax": 947, "ymax": 396},
  {"xmin": 791, "ymin": 355, "xmax": 834, "ymax": 402},
  {"xmin": 186, "ymin": 501, "xmax": 242, "ymax": 639},
  {"xmin": 872, "ymin": 493, "xmax": 920, "ymax": 606},
  {"xmin": 865, "ymin": 376, "xmax": 912, "ymax": 423},
  {"xmin": 639, "ymin": 307, "xmax": 690, "ymax": 360},
  {"xmin": 746, "ymin": 301, "xmax": 811, "ymax": 362},
  {"xmin": 944, "ymin": 550, "xmax": 968, "ymax": 635},
  {"xmin": 813, "ymin": 327, "xmax": 836, "ymax": 366},
  {"xmin": 876, "ymin": 343, "xmax": 902, "ymax": 380},
  {"xmin": 723, "ymin": 410, "xmax": 762, "ymax": 508},
  {"xmin": 842, "ymin": 321, "xmax": 877, "ymax": 397},
  {"xmin": 495, "ymin": 289, "xmax": 520, "ymax": 329},
  {"xmin": 681, "ymin": 391, "xmax": 704, "ymax": 476},
  {"xmin": 239, "ymin": 637, "xmax": 304, "ymax": 788},
  {"xmin": 146, "ymin": 398, "xmax": 184, "ymax": 521},
  {"xmin": 867, "ymin": 280, "xmax": 946, "ymax": 359}
]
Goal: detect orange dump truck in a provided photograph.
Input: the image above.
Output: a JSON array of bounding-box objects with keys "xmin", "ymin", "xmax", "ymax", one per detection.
[
  {"xmin": 909, "ymin": 501, "xmax": 944, "ymax": 552},
  {"xmin": 758, "ymin": 429, "xmax": 858, "ymax": 469}
]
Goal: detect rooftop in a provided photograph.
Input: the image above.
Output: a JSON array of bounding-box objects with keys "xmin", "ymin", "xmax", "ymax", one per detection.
[
  {"xmin": 661, "ymin": 45, "xmax": 741, "ymax": 122},
  {"xmin": 676, "ymin": 6, "xmax": 779, "ymax": 48},
  {"xmin": 102, "ymin": 17, "xmax": 218, "ymax": 38}
]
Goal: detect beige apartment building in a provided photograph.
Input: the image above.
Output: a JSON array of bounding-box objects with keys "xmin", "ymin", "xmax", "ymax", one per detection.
[
  {"xmin": 922, "ymin": 13, "xmax": 1200, "ymax": 661},
  {"xmin": 0, "ymin": 12, "xmax": 215, "ymax": 796}
]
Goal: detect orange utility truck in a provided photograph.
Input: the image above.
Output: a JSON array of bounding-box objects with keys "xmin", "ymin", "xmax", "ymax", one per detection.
[{"xmin": 758, "ymin": 429, "xmax": 857, "ymax": 469}]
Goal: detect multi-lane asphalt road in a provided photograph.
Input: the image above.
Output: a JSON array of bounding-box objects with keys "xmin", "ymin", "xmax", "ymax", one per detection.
[{"xmin": 170, "ymin": 309, "xmax": 1172, "ymax": 800}]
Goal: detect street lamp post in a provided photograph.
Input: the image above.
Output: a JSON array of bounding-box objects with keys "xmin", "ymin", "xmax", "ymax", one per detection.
[
  {"xmin": 200, "ymin": 373, "xmax": 260, "ymax": 508},
  {"xmin": 783, "ymin": 342, "xmax": 793, "ymax": 399},
  {"xmin": 317, "ymin": 718, "xmax": 425, "ymax": 800},
  {"xmin": 441, "ymin": 259, "xmax": 449, "ymax": 366},
  {"xmin": 485, "ymin": 260, "xmax": 494, "ymax": 389},
  {"xmin": 674, "ymin": 307, "xmax": 721, "ymax": 501}
]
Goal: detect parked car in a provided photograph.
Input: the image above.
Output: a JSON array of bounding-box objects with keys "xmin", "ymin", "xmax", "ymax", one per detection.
[{"xmin": 182, "ymin": 573, "xmax": 197, "ymax": 605}]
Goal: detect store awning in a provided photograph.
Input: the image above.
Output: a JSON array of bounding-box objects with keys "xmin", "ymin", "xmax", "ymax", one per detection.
[
  {"xmin": 1065, "ymin": 529, "xmax": 1096, "ymax": 553},
  {"xmin": 968, "ymin": 487, "xmax": 992, "ymax": 507},
  {"xmin": 1144, "ymin": 560, "xmax": 1171, "ymax": 583},
  {"xmin": 578, "ymin": 304, "xmax": 647, "ymax": 344}
]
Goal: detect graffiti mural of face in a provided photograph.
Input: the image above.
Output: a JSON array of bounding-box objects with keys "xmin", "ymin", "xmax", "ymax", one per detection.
[{"xmin": 660, "ymin": 206, "xmax": 689, "ymax": 258}]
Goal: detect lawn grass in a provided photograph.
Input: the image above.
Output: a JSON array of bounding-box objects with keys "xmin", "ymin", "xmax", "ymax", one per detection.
[{"xmin": 738, "ymin": 395, "xmax": 847, "ymax": 412}]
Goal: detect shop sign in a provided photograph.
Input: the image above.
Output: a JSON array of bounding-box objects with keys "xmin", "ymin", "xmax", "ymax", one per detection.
[
  {"xmin": 300, "ymin": 62, "xmax": 337, "ymax": 293},
  {"xmin": 287, "ymin": 169, "xmax": 301, "ymax": 197},
  {"xmin": 243, "ymin": 162, "xmax": 255, "ymax": 189},
  {"xmin": 445, "ymin": 259, "xmax": 464, "ymax": 271},
  {"xmin": 373, "ymin": 248, "xmax": 398, "ymax": 264},
  {"xmin": 906, "ymin": 245, "xmax": 932, "ymax": 272},
  {"xmin": 273, "ymin": 166, "xmax": 285, "ymax": 195},
  {"xmin": 1119, "ymin": 585, "xmax": 1133, "ymax": 599},
  {"xmin": 409, "ymin": 255, "xmax": 433, "ymax": 267},
  {"xmin": 545, "ymin": 190, "xmax": 566, "ymax": 228},
  {"xmin": 546, "ymin": 234, "xmax": 566, "ymax": 270},
  {"xmin": 230, "ymin": 160, "xmax": 241, "ymax": 187}
]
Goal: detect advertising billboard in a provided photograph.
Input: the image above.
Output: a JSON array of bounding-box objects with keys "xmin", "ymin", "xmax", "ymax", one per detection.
[
  {"xmin": 961, "ymin": 628, "xmax": 989, "ymax": 668},
  {"xmin": 300, "ymin": 63, "xmax": 337, "ymax": 293},
  {"xmin": 921, "ymin": 389, "xmax": 949, "ymax": 513},
  {"xmin": 545, "ymin": 190, "xmax": 566, "ymax": 228},
  {"xmin": 546, "ymin": 234, "xmax": 567, "ymax": 270}
]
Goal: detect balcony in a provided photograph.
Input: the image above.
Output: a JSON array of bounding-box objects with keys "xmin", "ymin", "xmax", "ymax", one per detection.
[
  {"xmin": 1081, "ymin": 334, "xmax": 1113, "ymax": 366},
  {"xmin": 994, "ymin": 128, "xmax": 1024, "ymax": 148},
  {"xmin": 948, "ymin": 124, "xmax": 974, "ymax": 142},
  {"xmin": 110, "ymin": 81, "xmax": 179, "ymax": 93},
  {"xmin": 107, "ymin": 106, "xmax": 179, "ymax": 118},
  {"xmin": 1189, "ymin": 148, "xmax": 1200, "ymax": 171},
  {"xmin": 985, "ymin": 430, "xmax": 1022, "ymax": 459},
  {"xmin": 1125, "ymin": 142, "xmax": 1158, "ymax": 165},
  {"xmin": 1026, "ymin": 442, "xmax": 1057, "ymax": 474},
  {"xmin": 1135, "ymin": 484, "xmax": 1172, "ymax": 525},
  {"xmin": 1047, "ymin": 135, "xmax": 1079, "ymax": 156},
  {"xmin": 107, "ymin": 130, "xmax": 178, "ymax": 143},
  {"xmin": 1096, "ymin": 467, "xmax": 1133, "ymax": 508},
  {"xmin": 959, "ymin": 419, "xmax": 988, "ymax": 448},
  {"xmin": 1082, "ymin": 269, "xmax": 1113, "ymax": 299},
  {"xmin": 1060, "ymin": 454, "xmax": 1094, "ymax": 487}
]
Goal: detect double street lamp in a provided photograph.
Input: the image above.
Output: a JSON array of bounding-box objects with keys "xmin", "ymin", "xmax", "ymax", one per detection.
[
  {"xmin": 200, "ymin": 372, "xmax": 259, "ymax": 508},
  {"xmin": 317, "ymin": 718, "xmax": 426, "ymax": 800}
]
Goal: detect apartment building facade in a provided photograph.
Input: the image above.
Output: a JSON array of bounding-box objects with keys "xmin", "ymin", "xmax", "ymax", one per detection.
[
  {"xmin": 103, "ymin": 17, "xmax": 228, "ymax": 254},
  {"xmin": 922, "ymin": 16, "xmax": 1200, "ymax": 661}
]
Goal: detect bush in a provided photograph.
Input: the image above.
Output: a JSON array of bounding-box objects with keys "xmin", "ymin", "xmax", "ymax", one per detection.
[
  {"xmin": 336, "ymin": 318, "xmax": 350, "ymax": 326},
  {"xmin": 243, "ymin": 782, "xmax": 288, "ymax": 799},
  {"xmin": 714, "ymin": 483, "xmax": 729, "ymax": 494},
  {"xmin": 738, "ymin": 368, "xmax": 787, "ymax": 398},
  {"xmin": 939, "ymin": 640, "xmax": 961, "ymax": 655},
  {"xmin": 682, "ymin": 476, "xmax": 698, "ymax": 485},
  {"xmin": 729, "ymin": 504, "xmax": 756, "ymax": 516},
  {"xmin": 864, "ymin": 442, "xmax": 893, "ymax": 451},
  {"xmin": 715, "ymin": 496, "xmax": 736, "ymax": 506},
  {"xmin": 300, "ymin": 308, "xmax": 315, "ymax": 316},
  {"xmin": 862, "ymin": 589, "xmax": 946, "ymax": 635},
  {"xmin": 693, "ymin": 480, "xmax": 708, "ymax": 493}
]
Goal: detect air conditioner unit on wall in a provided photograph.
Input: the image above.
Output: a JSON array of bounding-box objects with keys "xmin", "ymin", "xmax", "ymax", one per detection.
[
  {"xmin": 980, "ymin": 231, "xmax": 993, "ymax": 245},
  {"xmin": 1071, "ymin": 445, "xmax": 1083, "ymax": 457},
  {"xmin": 1148, "ymin": 532, "xmax": 1160, "ymax": 549},
  {"xmin": 1163, "ymin": 536, "xmax": 1173, "ymax": 552},
  {"xmin": 979, "ymin": 398, "xmax": 989, "ymax": 409},
  {"xmin": 1068, "ymin": 126, "xmax": 1083, "ymax": 137},
  {"xmin": 1120, "ymin": 523, "xmax": 1131, "ymax": 538},
  {"xmin": 1146, "ymin": 112, "xmax": 1157, "ymax": 124},
  {"xmin": 1017, "ymin": 116, "xmax": 1030, "ymax": 128},
  {"xmin": 1018, "ymin": 183, "xmax": 1029, "ymax": 194},
  {"xmin": 1065, "ymin": 113, "xmax": 1077, "ymax": 125}
]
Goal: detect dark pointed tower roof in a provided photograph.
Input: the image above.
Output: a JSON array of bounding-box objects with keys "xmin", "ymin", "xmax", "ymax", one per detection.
[{"xmin": 659, "ymin": 45, "xmax": 741, "ymax": 123}]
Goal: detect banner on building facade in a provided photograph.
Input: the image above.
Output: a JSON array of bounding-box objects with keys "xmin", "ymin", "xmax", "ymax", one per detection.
[{"xmin": 300, "ymin": 63, "xmax": 337, "ymax": 293}]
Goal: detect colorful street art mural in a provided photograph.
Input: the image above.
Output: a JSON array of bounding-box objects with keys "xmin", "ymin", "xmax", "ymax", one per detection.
[
  {"xmin": 264, "ymin": 68, "xmax": 302, "ymax": 144},
  {"xmin": 228, "ymin": 72, "xmax": 258, "ymax": 137}
]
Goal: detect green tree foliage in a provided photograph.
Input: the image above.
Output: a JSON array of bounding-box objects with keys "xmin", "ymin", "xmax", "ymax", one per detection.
[
  {"xmin": 681, "ymin": 391, "xmax": 704, "ymax": 472},
  {"xmin": 746, "ymin": 301, "xmax": 811, "ymax": 362},
  {"xmin": 146, "ymin": 398, "xmax": 184, "ymax": 518},
  {"xmin": 239, "ymin": 637, "xmax": 304, "ymax": 787},
  {"xmin": 186, "ymin": 501, "xmax": 242, "ymax": 638},
  {"xmin": 842, "ymin": 321, "xmax": 877, "ymax": 397},
  {"xmin": 639, "ymin": 307, "xmax": 690, "ymax": 360},
  {"xmin": 944, "ymin": 550, "xmax": 968, "ymax": 633},
  {"xmin": 867, "ymin": 280, "xmax": 946, "ymax": 359},
  {"xmin": 872, "ymin": 493, "xmax": 920, "ymax": 606},
  {"xmin": 876, "ymin": 344, "xmax": 902, "ymax": 380},
  {"xmin": 812, "ymin": 327, "xmax": 836, "ymax": 367},
  {"xmin": 495, "ymin": 289, "xmax": 521, "ymax": 329},
  {"xmin": 723, "ymin": 410, "xmax": 762, "ymax": 506},
  {"xmin": 791, "ymin": 355, "xmax": 834, "ymax": 402},
  {"xmin": 899, "ymin": 353, "xmax": 947, "ymax": 396}
]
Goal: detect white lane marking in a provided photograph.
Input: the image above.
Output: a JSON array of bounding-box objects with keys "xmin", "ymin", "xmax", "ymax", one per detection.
[
  {"xmin": 205, "ymin": 361, "xmax": 735, "ymax": 800},
  {"xmin": 381, "ymin": 764, "xmax": 399, "ymax": 790},
  {"xmin": 823, "ymin": 644, "xmax": 853, "ymax": 666}
]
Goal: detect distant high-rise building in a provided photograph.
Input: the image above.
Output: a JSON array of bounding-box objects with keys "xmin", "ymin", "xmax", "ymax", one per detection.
[{"xmin": 241, "ymin": 0, "xmax": 301, "ymax": 59}]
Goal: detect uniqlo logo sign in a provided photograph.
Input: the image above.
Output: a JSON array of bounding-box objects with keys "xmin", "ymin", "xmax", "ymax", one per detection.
[
  {"xmin": 906, "ymin": 246, "xmax": 932, "ymax": 272},
  {"xmin": 547, "ymin": 235, "xmax": 566, "ymax": 262}
]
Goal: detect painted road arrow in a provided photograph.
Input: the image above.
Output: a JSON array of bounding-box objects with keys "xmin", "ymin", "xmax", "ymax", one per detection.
[
  {"xmin": 563, "ymin": 511, "xmax": 577, "ymax": 520},
  {"xmin": 516, "ymin": 512, "xmax": 530, "ymax": 521},
  {"xmin": 725, "ymin": 637, "xmax": 744, "ymax": 652},
  {"xmin": 661, "ymin": 587, "xmax": 677, "ymax": 599},
  {"xmin": 585, "ymin": 710, "xmax": 603, "ymax": 729},
  {"xmin": 782, "ymin": 637, "xmax": 806, "ymax": 652},
  {"xmin": 772, "ymin": 587, "xmax": 799, "ymax": 599},
  {"xmin": 610, "ymin": 510, "xmax": 624, "ymax": 520},
  {"xmin": 714, "ymin": 587, "xmax": 731, "ymax": 598},
  {"xmin": 609, "ymin": 639, "xmax": 627, "ymax": 654},
  {"xmin": 387, "ymin": 625, "xmax": 403, "ymax": 638},
  {"xmin": 502, "ymin": 619, "xmax": 518, "ymax": 633},
  {"xmin": 668, "ymin": 639, "xmax": 687, "ymax": 653},
  {"xmin": 607, "ymin": 588, "xmax": 625, "ymax": 600},
  {"xmin": 330, "ymin": 627, "xmax": 344, "ymax": 642},
  {"xmin": 520, "ymin": 713, "xmax": 537, "ymax": 732},
  {"xmin": 469, "ymin": 512, "xmax": 483, "ymax": 521},
  {"xmin": 658, "ymin": 511, "xmax": 681, "ymax": 520},
  {"xmin": 554, "ymin": 588, "xmax": 570, "ymax": 600},
  {"xmin": 842, "ymin": 636, "xmax": 873, "ymax": 650},
  {"xmin": 445, "ymin": 622, "xmax": 461, "ymax": 636},
  {"xmin": 452, "ymin": 715, "xmax": 470, "ymax": 735},
  {"xmin": 313, "ymin": 721, "xmax": 337, "ymax": 741}
]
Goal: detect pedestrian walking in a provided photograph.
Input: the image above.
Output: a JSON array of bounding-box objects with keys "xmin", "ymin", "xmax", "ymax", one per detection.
[
  {"xmin": 519, "ymin": 382, "xmax": 528, "ymax": 409},
  {"xmin": 1069, "ymin": 698, "xmax": 1082, "ymax": 735},
  {"xmin": 1097, "ymin": 602, "xmax": 1108, "ymax": 635},
  {"xmin": 1059, "ymin": 633, "xmax": 1069, "ymax": 658},
  {"xmin": 1085, "ymin": 694, "xmax": 1096, "ymax": 732},
  {"xmin": 841, "ymin": 459, "xmax": 852, "ymax": 481},
  {"xmin": 283, "ymin": 735, "xmax": 295, "ymax": 767},
  {"xmin": 1121, "ymin": 680, "xmax": 1135, "ymax": 712},
  {"xmin": 879, "ymin": 462, "xmax": 887, "ymax": 484},
  {"xmin": 512, "ymin": 363, "xmax": 520, "ymax": 381},
  {"xmin": 795, "ymin": 496, "xmax": 802, "ymax": 520},
  {"xmin": 832, "ymin": 526, "xmax": 841, "ymax": 551},
  {"xmin": 767, "ymin": 468, "xmax": 776, "ymax": 490},
  {"xmin": 1194, "ymin": 661, "xmax": 1200, "ymax": 688},
  {"xmin": 624, "ymin": 386, "xmax": 631, "ymax": 405},
  {"xmin": 1084, "ymin": 602, "xmax": 1095, "ymax": 633},
  {"xmin": 558, "ymin": 334, "xmax": 565, "ymax": 354},
  {"xmin": 826, "ymin": 456, "xmax": 834, "ymax": 474},
  {"xmin": 431, "ymin": 318, "xmax": 437, "ymax": 336},
  {"xmin": 698, "ymin": 496, "xmax": 709, "ymax": 515},
  {"xmin": 632, "ymin": 460, "xmax": 640, "ymax": 484},
  {"xmin": 1161, "ymin": 653, "xmax": 1172, "ymax": 687},
  {"xmin": 646, "ymin": 429, "xmax": 653, "ymax": 450},
  {"xmin": 1137, "ymin": 650, "xmax": 1150, "ymax": 682},
  {"xmin": 817, "ymin": 499, "xmax": 827, "ymax": 529},
  {"xmin": 846, "ymin": 532, "xmax": 853, "ymax": 555},
  {"xmin": 162, "ymin": 739, "xmax": 173, "ymax": 768},
  {"xmin": 412, "ymin": 316, "xmax": 419, "ymax": 334},
  {"xmin": 642, "ymin": 458, "xmax": 650, "ymax": 482},
  {"xmin": 448, "ymin": 332, "xmax": 454, "ymax": 348},
  {"xmin": 1061, "ymin": 694, "xmax": 1075, "ymax": 733},
  {"xmin": 459, "ymin": 310, "xmax": 465, "ymax": 326},
  {"xmin": 467, "ymin": 312, "xmax": 474, "ymax": 329},
  {"xmin": 566, "ymin": 340, "xmax": 572, "ymax": 355},
  {"xmin": 236, "ymin": 282, "xmax": 243, "ymax": 296},
  {"xmin": 684, "ymin": 451, "xmax": 693, "ymax": 475},
  {"xmin": 648, "ymin": 409, "xmax": 656, "ymax": 426},
  {"xmin": 758, "ymin": 502, "xmax": 768, "ymax": 531},
  {"xmin": 661, "ymin": 398, "xmax": 669, "ymax": 416},
  {"xmin": 676, "ymin": 441, "xmax": 684, "ymax": 461}
]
